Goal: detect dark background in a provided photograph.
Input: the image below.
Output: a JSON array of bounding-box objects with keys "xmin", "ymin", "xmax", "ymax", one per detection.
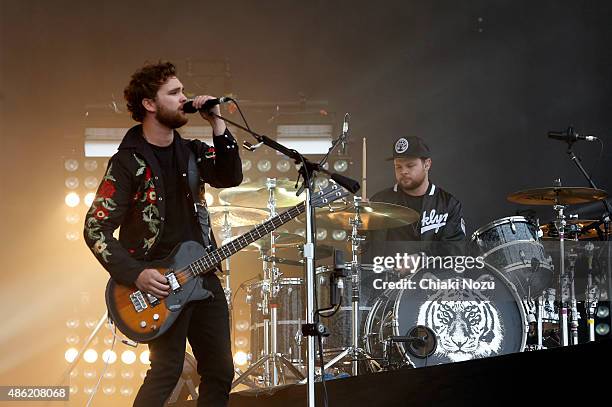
[{"xmin": 1, "ymin": 0, "xmax": 611, "ymax": 391}]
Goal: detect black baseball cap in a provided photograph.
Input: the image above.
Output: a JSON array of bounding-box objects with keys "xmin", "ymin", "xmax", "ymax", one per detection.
[{"xmin": 386, "ymin": 136, "xmax": 431, "ymax": 160}]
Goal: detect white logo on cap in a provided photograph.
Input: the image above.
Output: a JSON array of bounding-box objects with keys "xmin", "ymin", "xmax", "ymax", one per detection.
[{"xmin": 395, "ymin": 138, "xmax": 409, "ymax": 154}]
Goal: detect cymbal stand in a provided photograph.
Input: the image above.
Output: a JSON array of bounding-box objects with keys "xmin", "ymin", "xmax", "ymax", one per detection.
[
  {"xmin": 566, "ymin": 249, "xmax": 580, "ymax": 345},
  {"xmin": 553, "ymin": 201, "xmax": 570, "ymax": 346},
  {"xmin": 323, "ymin": 196, "xmax": 380, "ymax": 375},
  {"xmin": 584, "ymin": 242, "xmax": 599, "ymax": 342},
  {"xmin": 232, "ymin": 178, "xmax": 304, "ymax": 389}
]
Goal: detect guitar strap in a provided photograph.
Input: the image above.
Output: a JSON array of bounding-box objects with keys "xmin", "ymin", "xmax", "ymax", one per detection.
[{"xmin": 188, "ymin": 148, "xmax": 222, "ymax": 273}]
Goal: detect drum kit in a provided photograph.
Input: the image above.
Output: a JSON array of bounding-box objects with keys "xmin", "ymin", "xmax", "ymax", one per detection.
[{"xmin": 207, "ymin": 176, "xmax": 610, "ymax": 388}]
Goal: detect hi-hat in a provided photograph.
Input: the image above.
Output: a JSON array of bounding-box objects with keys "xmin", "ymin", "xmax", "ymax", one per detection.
[
  {"xmin": 540, "ymin": 219, "xmax": 601, "ymax": 240},
  {"xmin": 207, "ymin": 205, "xmax": 269, "ymax": 228},
  {"xmin": 507, "ymin": 187, "xmax": 608, "ymax": 206},
  {"xmin": 219, "ymin": 179, "xmax": 305, "ymax": 208},
  {"xmin": 304, "ymin": 201, "xmax": 420, "ymax": 230}
]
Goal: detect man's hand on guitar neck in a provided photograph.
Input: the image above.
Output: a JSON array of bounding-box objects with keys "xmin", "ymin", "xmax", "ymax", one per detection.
[{"xmin": 135, "ymin": 269, "xmax": 171, "ymax": 298}]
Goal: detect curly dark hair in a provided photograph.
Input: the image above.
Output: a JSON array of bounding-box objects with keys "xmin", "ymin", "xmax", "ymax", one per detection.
[{"xmin": 124, "ymin": 61, "xmax": 177, "ymax": 122}]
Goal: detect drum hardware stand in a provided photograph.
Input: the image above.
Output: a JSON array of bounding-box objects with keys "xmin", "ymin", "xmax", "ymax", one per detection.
[
  {"xmin": 566, "ymin": 250, "xmax": 580, "ymax": 345},
  {"xmin": 232, "ymin": 179, "xmax": 305, "ymax": 389},
  {"xmin": 322, "ymin": 196, "xmax": 380, "ymax": 375},
  {"xmin": 584, "ymin": 242, "xmax": 599, "ymax": 341},
  {"xmin": 551, "ymin": 178, "xmax": 571, "ymax": 346},
  {"xmin": 209, "ymin": 107, "xmax": 361, "ymax": 407}
]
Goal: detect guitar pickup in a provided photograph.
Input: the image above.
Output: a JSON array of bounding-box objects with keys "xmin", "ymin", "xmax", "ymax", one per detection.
[
  {"xmin": 166, "ymin": 272, "xmax": 181, "ymax": 292},
  {"xmin": 130, "ymin": 291, "xmax": 148, "ymax": 313},
  {"xmin": 146, "ymin": 293, "xmax": 160, "ymax": 307}
]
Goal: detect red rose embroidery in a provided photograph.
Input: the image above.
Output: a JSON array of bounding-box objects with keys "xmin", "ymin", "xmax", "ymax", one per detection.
[
  {"xmin": 205, "ymin": 147, "xmax": 216, "ymax": 159},
  {"xmin": 94, "ymin": 206, "xmax": 109, "ymax": 220},
  {"xmin": 98, "ymin": 180, "xmax": 116, "ymax": 199},
  {"xmin": 145, "ymin": 188, "xmax": 157, "ymax": 203},
  {"xmin": 145, "ymin": 167, "xmax": 152, "ymax": 180}
]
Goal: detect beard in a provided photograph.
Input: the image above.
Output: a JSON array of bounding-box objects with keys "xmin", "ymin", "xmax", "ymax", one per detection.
[
  {"xmin": 397, "ymin": 174, "xmax": 426, "ymax": 191},
  {"xmin": 155, "ymin": 104, "xmax": 188, "ymax": 129}
]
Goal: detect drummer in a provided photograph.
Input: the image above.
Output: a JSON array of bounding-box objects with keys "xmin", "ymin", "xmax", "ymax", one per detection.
[{"xmin": 365, "ymin": 136, "xmax": 466, "ymax": 260}]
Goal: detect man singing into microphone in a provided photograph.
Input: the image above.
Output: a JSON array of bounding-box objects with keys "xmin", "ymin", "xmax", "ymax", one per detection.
[{"xmin": 83, "ymin": 61, "xmax": 242, "ymax": 406}]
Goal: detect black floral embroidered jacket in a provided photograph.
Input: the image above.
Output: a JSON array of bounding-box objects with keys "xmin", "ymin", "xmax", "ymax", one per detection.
[{"xmin": 83, "ymin": 124, "xmax": 242, "ymax": 286}]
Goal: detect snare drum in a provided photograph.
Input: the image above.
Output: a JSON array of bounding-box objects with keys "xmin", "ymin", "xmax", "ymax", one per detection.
[
  {"xmin": 471, "ymin": 216, "xmax": 554, "ymax": 297},
  {"xmin": 364, "ymin": 264, "xmax": 528, "ymax": 368}
]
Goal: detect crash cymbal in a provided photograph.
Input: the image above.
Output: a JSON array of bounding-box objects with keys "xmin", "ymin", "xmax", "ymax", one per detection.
[
  {"xmin": 507, "ymin": 187, "xmax": 608, "ymax": 206},
  {"xmin": 246, "ymin": 232, "xmax": 304, "ymax": 252},
  {"xmin": 309, "ymin": 201, "xmax": 420, "ymax": 230},
  {"xmin": 218, "ymin": 179, "xmax": 305, "ymax": 208},
  {"xmin": 207, "ymin": 205, "xmax": 269, "ymax": 228},
  {"xmin": 540, "ymin": 219, "xmax": 601, "ymax": 240}
]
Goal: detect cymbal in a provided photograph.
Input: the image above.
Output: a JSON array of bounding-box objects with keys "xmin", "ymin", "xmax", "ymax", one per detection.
[
  {"xmin": 246, "ymin": 232, "xmax": 304, "ymax": 252},
  {"xmin": 540, "ymin": 219, "xmax": 601, "ymax": 240},
  {"xmin": 207, "ymin": 205, "xmax": 269, "ymax": 228},
  {"xmin": 311, "ymin": 201, "xmax": 420, "ymax": 230},
  {"xmin": 219, "ymin": 179, "xmax": 305, "ymax": 208},
  {"xmin": 507, "ymin": 187, "xmax": 608, "ymax": 206}
]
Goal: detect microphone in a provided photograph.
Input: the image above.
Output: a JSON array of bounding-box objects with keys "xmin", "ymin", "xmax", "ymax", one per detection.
[
  {"xmin": 183, "ymin": 96, "xmax": 232, "ymax": 113},
  {"xmin": 548, "ymin": 127, "xmax": 598, "ymax": 143},
  {"xmin": 340, "ymin": 113, "xmax": 350, "ymax": 153}
]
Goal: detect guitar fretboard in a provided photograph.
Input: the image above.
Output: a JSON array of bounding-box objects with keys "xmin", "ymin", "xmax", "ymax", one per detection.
[{"xmin": 188, "ymin": 203, "xmax": 306, "ymax": 277}]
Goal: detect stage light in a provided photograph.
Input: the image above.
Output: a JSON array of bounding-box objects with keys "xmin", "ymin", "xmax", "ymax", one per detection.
[
  {"xmin": 64, "ymin": 159, "xmax": 79, "ymax": 172},
  {"xmin": 595, "ymin": 323, "xmax": 610, "ymax": 336},
  {"xmin": 103, "ymin": 370, "xmax": 116, "ymax": 379},
  {"xmin": 65, "ymin": 192, "xmax": 80, "ymax": 207},
  {"xmin": 295, "ymin": 228, "xmax": 306, "ymax": 237},
  {"xmin": 119, "ymin": 386, "xmax": 134, "ymax": 397},
  {"xmin": 84, "ymin": 192, "xmax": 95, "ymax": 207},
  {"xmin": 235, "ymin": 337, "xmax": 248, "ymax": 347},
  {"xmin": 84, "ymin": 386, "xmax": 94, "ymax": 395},
  {"xmin": 66, "ymin": 335, "xmax": 79, "ymax": 345},
  {"xmin": 233, "ymin": 351, "xmax": 248, "ymax": 366},
  {"xmin": 596, "ymin": 305, "xmax": 610, "ymax": 319},
  {"xmin": 140, "ymin": 370, "xmax": 148, "ymax": 379},
  {"xmin": 65, "ymin": 348, "xmax": 79, "ymax": 363},
  {"xmin": 316, "ymin": 229, "xmax": 328, "ymax": 240},
  {"xmin": 242, "ymin": 159, "xmax": 252, "ymax": 171},
  {"xmin": 102, "ymin": 350, "xmax": 117, "ymax": 364},
  {"xmin": 70, "ymin": 369, "xmax": 78, "ymax": 379},
  {"xmin": 333, "ymin": 159, "xmax": 348, "ymax": 173},
  {"xmin": 120, "ymin": 369, "xmax": 134, "ymax": 379},
  {"xmin": 102, "ymin": 385, "xmax": 116, "ymax": 396},
  {"xmin": 83, "ymin": 349, "xmax": 98, "ymax": 363},
  {"xmin": 83, "ymin": 368, "xmax": 97, "ymax": 379},
  {"xmin": 121, "ymin": 350, "xmax": 136, "ymax": 365},
  {"xmin": 242, "ymin": 176, "xmax": 251, "ymax": 184},
  {"xmin": 204, "ymin": 192, "xmax": 214, "ymax": 206},
  {"xmin": 332, "ymin": 230, "xmax": 347, "ymax": 241},
  {"xmin": 315, "ymin": 177, "xmax": 329, "ymax": 190},
  {"xmin": 235, "ymin": 320, "xmax": 250, "ymax": 331},
  {"xmin": 85, "ymin": 318, "xmax": 98, "ymax": 329},
  {"xmin": 139, "ymin": 350, "xmax": 150, "ymax": 364},
  {"xmin": 84, "ymin": 176, "xmax": 99, "ymax": 190},
  {"xmin": 65, "ymin": 231, "xmax": 79, "ymax": 241},
  {"xmin": 83, "ymin": 159, "xmax": 98, "ymax": 172},
  {"xmin": 103, "ymin": 335, "xmax": 114, "ymax": 346},
  {"xmin": 65, "ymin": 213, "xmax": 79, "ymax": 224},
  {"xmin": 257, "ymin": 159, "xmax": 272, "ymax": 173},
  {"xmin": 276, "ymin": 159, "xmax": 291, "ymax": 173},
  {"xmin": 66, "ymin": 318, "xmax": 79, "ymax": 329},
  {"xmin": 69, "ymin": 385, "xmax": 78, "ymax": 395},
  {"xmin": 65, "ymin": 177, "xmax": 79, "ymax": 189}
]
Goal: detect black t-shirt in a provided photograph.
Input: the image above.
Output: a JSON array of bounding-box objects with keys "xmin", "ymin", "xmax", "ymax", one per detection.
[{"xmin": 148, "ymin": 139, "xmax": 201, "ymax": 260}]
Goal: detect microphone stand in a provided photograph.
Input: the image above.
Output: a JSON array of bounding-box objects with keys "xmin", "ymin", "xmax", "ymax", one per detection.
[
  {"xmin": 208, "ymin": 110, "xmax": 360, "ymax": 407},
  {"xmin": 564, "ymin": 139, "xmax": 612, "ymax": 336}
]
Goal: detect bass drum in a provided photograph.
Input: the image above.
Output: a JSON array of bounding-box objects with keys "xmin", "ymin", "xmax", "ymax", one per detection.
[{"xmin": 364, "ymin": 264, "xmax": 527, "ymax": 368}]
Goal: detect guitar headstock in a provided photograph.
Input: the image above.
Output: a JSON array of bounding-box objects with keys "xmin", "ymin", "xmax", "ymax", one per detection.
[{"xmin": 311, "ymin": 182, "xmax": 351, "ymax": 209}]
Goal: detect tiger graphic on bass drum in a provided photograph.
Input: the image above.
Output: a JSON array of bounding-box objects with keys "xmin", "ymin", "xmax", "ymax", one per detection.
[{"xmin": 417, "ymin": 274, "xmax": 504, "ymax": 362}]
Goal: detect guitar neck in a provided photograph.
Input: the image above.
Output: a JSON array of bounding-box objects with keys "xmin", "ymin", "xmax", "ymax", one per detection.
[{"xmin": 190, "ymin": 202, "xmax": 306, "ymax": 276}]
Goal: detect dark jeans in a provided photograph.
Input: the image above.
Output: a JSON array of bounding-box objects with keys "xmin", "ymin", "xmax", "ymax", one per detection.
[{"xmin": 133, "ymin": 273, "xmax": 234, "ymax": 407}]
